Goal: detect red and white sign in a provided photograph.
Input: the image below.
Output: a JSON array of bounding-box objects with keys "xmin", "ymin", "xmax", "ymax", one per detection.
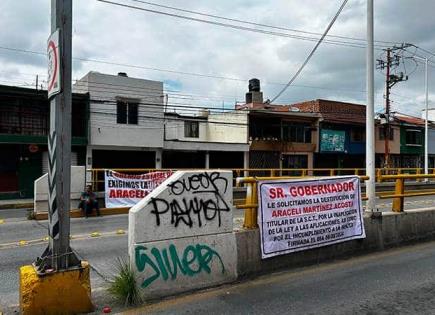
[
  {"xmin": 258, "ymin": 176, "xmax": 365, "ymax": 259},
  {"xmin": 104, "ymin": 170, "xmax": 173, "ymax": 208},
  {"xmin": 47, "ymin": 29, "xmax": 61, "ymax": 98}
]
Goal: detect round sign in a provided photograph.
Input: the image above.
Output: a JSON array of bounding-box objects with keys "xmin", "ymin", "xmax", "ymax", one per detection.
[
  {"xmin": 47, "ymin": 40, "xmax": 58, "ymax": 93},
  {"xmin": 29, "ymin": 144, "xmax": 39, "ymax": 153}
]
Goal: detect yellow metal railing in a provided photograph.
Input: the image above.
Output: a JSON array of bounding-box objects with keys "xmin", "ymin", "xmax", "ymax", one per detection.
[
  {"xmin": 87, "ymin": 167, "xmax": 434, "ymax": 191},
  {"xmin": 378, "ymin": 174, "xmax": 435, "ymax": 212}
]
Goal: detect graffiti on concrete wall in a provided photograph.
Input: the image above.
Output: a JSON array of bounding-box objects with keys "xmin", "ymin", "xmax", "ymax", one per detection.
[
  {"xmin": 135, "ymin": 243, "xmax": 225, "ymax": 288},
  {"xmin": 149, "ymin": 172, "xmax": 230, "ymax": 228}
]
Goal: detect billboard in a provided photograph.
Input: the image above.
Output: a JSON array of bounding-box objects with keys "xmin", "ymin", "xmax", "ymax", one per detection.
[{"xmin": 320, "ymin": 129, "xmax": 345, "ymax": 152}]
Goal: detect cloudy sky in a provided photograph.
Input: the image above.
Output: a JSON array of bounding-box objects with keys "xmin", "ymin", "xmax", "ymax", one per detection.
[{"xmin": 1, "ymin": 0, "xmax": 435, "ymax": 116}]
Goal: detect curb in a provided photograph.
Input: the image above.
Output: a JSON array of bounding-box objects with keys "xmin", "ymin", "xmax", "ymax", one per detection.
[
  {"xmin": 34, "ymin": 207, "xmax": 130, "ymax": 220},
  {"xmin": 0, "ymin": 203, "xmax": 34, "ymax": 210}
]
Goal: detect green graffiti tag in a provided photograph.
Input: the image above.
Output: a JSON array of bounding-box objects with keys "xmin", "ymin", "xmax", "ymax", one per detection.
[{"xmin": 135, "ymin": 243, "xmax": 225, "ymax": 288}]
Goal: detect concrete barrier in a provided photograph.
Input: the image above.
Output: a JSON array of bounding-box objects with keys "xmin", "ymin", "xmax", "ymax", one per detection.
[
  {"xmin": 34, "ymin": 166, "xmax": 86, "ymax": 213},
  {"xmin": 236, "ymin": 209, "xmax": 435, "ymax": 278},
  {"xmin": 129, "ymin": 170, "xmax": 238, "ymax": 299}
]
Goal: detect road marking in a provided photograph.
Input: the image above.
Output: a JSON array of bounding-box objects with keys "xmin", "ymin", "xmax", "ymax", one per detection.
[
  {"xmin": 0, "ymin": 219, "xmax": 4, "ymax": 224},
  {"xmin": 116, "ymin": 229, "xmax": 125, "ymax": 235},
  {"xmin": 0, "ymin": 230, "xmax": 127, "ymax": 250}
]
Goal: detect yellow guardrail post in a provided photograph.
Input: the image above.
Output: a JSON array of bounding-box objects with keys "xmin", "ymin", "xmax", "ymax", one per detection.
[
  {"xmin": 302, "ymin": 169, "xmax": 307, "ymax": 177},
  {"xmin": 392, "ymin": 177, "xmax": 405, "ymax": 212},
  {"xmin": 329, "ymin": 169, "xmax": 335, "ymax": 176},
  {"xmin": 416, "ymin": 168, "xmax": 421, "ymax": 182},
  {"xmin": 251, "ymin": 181, "xmax": 258, "ymax": 228},
  {"xmin": 243, "ymin": 181, "xmax": 254, "ymax": 229},
  {"xmin": 376, "ymin": 169, "xmax": 382, "ymax": 182}
]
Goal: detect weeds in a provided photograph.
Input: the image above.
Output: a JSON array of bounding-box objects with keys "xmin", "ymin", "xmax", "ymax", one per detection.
[{"xmin": 108, "ymin": 257, "xmax": 142, "ymax": 306}]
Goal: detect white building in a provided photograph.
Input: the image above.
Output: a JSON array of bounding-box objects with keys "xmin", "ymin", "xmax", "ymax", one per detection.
[
  {"xmin": 74, "ymin": 71, "xmax": 249, "ymax": 171},
  {"xmin": 73, "ymin": 71, "xmax": 164, "ymax": 170},
  {"xmin": 164, "ymin": 110, "xmax": 249, "ymax": 168}
]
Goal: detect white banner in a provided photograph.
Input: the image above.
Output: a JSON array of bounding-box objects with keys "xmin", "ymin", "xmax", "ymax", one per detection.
[
  {"xmin": 258, "ymin": 176, "xmax": 365, "ymax": 259},
  {"xmin": 105, "ymin": 170, "xmax": 172, "ymax": 208}
]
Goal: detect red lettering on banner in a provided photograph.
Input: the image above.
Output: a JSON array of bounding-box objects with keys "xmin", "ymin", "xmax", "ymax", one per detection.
[{"xmin": 269, "ymin": 188, "xmax": 285, "ymax": 199}]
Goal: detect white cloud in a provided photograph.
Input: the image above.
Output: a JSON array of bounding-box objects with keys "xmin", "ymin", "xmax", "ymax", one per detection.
[{"xmin": 0, "ymin": 0, "xmax": 434, "ymax": 115}]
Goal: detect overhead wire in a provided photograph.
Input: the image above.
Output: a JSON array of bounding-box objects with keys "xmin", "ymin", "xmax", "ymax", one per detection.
[
  {"xmin": 95, "ymin": 0, "xmax": 389, "ymax": 50},
  {"xmin": 127, "ymin": 0, "xmax": 400, "ymax": 46},
  {"xmin": 270, "ymin": 0, "xmax": 349, "ymax": 102}
]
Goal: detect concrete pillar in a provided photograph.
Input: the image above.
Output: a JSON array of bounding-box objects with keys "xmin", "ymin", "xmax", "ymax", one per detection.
[
  {"xmin": 85, "ymin": 146, "xmax": 92, "ymax": 184},
  {"xmin": 155, "ymin": 149, "xmax": 162, "ymax": 169},
  {"xmin": 205, "ymin": 151, "xmax": 210, "ymax": 169}
]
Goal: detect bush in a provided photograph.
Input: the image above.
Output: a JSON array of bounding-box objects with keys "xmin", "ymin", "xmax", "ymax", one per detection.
[{"xmin": 108, "ymin": 257, "xmax": 142, "ymax": 306}]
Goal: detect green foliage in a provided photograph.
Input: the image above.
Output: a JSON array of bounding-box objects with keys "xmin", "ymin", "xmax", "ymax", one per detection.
[{"xmin": 108, "ymin": 257, "xmax": 142, "ymax": 306}]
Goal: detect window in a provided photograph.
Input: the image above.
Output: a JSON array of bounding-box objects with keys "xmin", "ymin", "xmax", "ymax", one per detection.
[
  {"xmin": 379, "ymin": 127, "xmax": 394, "ymax": 140},
  {"xmin": 351, "ymin": 128, "xmax": 366, "ymax": 142},
  {"xmin": 405, "ymin": 129, "xmax": 422, "ymax": 145},
  {"xmin": 283, "ymin": 123, "xmax": 312, "ymax": 143},
  {"xmin": 184, "ymin": 121, "xmax": 199, "ymax": 138},
  {"xmin": 117, "ymin": 101, "xmax": 138, "ymax": 124}
]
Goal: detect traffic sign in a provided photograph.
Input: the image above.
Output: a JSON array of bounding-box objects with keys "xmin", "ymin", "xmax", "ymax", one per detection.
[{"xmin": 47, "ymin": 29, "xmax": 61, "ymax": 98}]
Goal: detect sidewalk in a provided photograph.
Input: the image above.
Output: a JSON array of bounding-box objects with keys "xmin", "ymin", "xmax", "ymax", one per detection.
[{"xmin": 0, "ymin": 198, "xmax": 33, "ymax": 210}]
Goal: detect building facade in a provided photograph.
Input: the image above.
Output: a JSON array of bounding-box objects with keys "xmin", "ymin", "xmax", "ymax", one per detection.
[
  {"xmin": 293, "ymin": 99, "xmax": 366, "ymax": 169},
  {"xmin": 236, "ymin": 80, "xmax": 320, "ymax": 170},
  {"xmin": 164, "ymin": 111, "xmax": 249, "ymax": 169},
  {"xmin": 73, "ymin": 71, "xmax": 165, "ymax": 170},
  {"xmin": 0, "ymin": 85, "xmax": 89, "ymax": 199}
]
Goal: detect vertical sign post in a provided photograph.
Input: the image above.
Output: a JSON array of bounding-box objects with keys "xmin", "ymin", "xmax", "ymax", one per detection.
[{"xmin": 34, "ymin": 0, "xmax": 79, "ymax": 273}]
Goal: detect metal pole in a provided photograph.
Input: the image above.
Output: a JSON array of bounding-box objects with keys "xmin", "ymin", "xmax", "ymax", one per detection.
[
  {"xmin": 384, "ymin": 49, "xmax": 391, "ymax": 169},
  {"xmin": 366, "ymin": 0, "xmax": 376, "ymax": 211},
  {"xmin": 425, "ymin": 57, "xmax": 429, "ymax": 177},
  {"xmin": 34, "ymin": 0, "xmax": 79, "ymax": 273}
]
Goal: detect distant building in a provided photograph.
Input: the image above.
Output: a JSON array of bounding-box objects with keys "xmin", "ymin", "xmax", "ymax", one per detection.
[
  {"xmin": 74, "ymin": 71, "xmax": 249, "ymax": 173},
  {"xmin": 237, "ymin": 79, "xmax": 320, "ymax": 170},
  {"xmin": 0, "ymin": 85, "xmax": 88, "ymax": 199},
  {"xmin": 292, "ymin": 99, "xmax": 366, "ymax": 169},
  {"xmin": 164, "ymin": 111, "xmax": 249, "ymax": 169},
  {"xmin": 73, "ymin": 71, "xmax": 164, "ymax": 171}
]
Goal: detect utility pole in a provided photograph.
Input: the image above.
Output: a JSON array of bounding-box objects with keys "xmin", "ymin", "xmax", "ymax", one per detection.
[
  {"xmin": 366, "ymin": 0, "xmax": 376, "ymax": 212},
  {"xmin": 377, "ymin": 44, "xmax": 410, "ymax": 169},
  {"xmin": 34, "ymin": 0, "xmax": 80, "ymax": 273},
  {"xmin": 384, "ymin": 48, "xmax": 391, "ymax": 168}
]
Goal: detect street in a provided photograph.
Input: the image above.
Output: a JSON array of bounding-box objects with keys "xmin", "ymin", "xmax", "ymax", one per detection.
[
  {"xmin": 1, "ymin": 195, "xmax": 435, "ymax": 313},
  {"xmin": 126, "ymin": 240, "xmax": 435, "ymax": 315}
]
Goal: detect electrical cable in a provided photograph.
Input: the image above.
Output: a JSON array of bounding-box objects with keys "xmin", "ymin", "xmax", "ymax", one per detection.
[
  {"xmin": 270, "ymin": 0, "xmax": 349, "ymax": 102},
  {"xmin": 126, "ymin": 0, "xmax": 400, "ymax": 46},
  {"xmin": 95, "ymin": 0, "xmax": 389, "ymax": 50}
]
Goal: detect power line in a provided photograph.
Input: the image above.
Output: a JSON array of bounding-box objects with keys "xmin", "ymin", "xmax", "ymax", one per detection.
[
  {"xmin": 0, "ymin": 45, "xmax": 378, "ymax": 97},
  {"xmin": 270, "ymin": 0, "xmax": 349, "ymax": 102},
  {"xmin": 95, "ymin": 0, "xmax": 389, "ymax": 50},
  {"xmin": 127, "ymin": 0, "xmax": 400, "ymax": 46}
]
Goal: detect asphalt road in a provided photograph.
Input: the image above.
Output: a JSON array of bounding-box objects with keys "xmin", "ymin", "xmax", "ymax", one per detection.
[
  {"xmin": 0, "ymin": 214, "xmax": 128, "ymax": 314},
  {"xmin": 2, "ymin": 195, "xmax": 435, "ymax": 313},
  {"xmin": 125, "ymin": 240, "xmax": 435, "ymax": 315}
]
